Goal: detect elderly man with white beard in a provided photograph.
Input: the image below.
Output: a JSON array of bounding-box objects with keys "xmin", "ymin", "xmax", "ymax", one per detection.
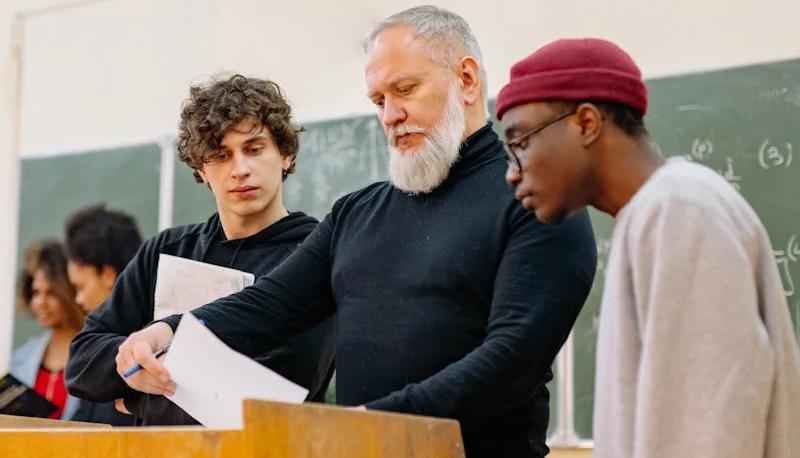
[{"xmin": 113, "ymin": 6, "xmax": 596, "ymax": 457}]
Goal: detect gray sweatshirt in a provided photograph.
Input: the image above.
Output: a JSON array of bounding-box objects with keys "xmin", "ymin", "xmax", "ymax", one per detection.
[{"xmin": 594, "ymin": 157, "xmax": 800, "ymax": 458}]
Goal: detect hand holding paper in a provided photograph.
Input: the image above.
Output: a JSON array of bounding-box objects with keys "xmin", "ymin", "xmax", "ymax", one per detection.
[{"xmin": 163, "ymin": 313, "xmax": 308, "ymax": 429}]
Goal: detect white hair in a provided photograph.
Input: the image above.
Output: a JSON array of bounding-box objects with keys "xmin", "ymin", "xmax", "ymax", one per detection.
[
  {"xmin": 363, "ymin": 5, "xmax": 488, "ymax": 102},
  {"xmin": 387, "ymin": 82, "xmax": 465, "ymax": 194}
]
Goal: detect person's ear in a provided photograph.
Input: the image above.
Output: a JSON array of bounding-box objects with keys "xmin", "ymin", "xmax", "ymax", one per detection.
[
  {"xmin": 282, "ymin": 155, "xmax": 294, "ymax": 174},
  {"xmin": 457, "ymin": 56, "xmax": 481, "ymax": 106},
  {"xmin": 575, "ymin": 103, "xmax": 604, "ymax": 147},
  {"xmin": 197, "ymin": 168, "xmax": 211, "ymax": 189},
  {"xmin": 99, "ymin": 265, "xmax": 117, "ymax": 289}
]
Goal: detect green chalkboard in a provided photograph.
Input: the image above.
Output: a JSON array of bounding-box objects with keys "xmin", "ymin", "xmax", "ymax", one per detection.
[
  {"xmin": 171, "ymin": 162, "xmax": 217, "ymax": 227},
  {"xmin": 572, "ymin": 58, "xmax": 800, "ymax": 439},
  {"xmin": 173, "ymin": 115, "xmax": 390, "ymax": 224},
  {"xmin": 14, "ymin": 144, "xmax": 161, "ymax": 348}
]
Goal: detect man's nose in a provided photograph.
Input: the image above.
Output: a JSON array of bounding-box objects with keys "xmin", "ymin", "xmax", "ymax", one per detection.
[
  {"xmin": 231, "ymin": 152, "xmax": 252, "ymax": 177},
  {"xmin": 505, "ymin": 163, "xmax": 522, "ymax": 188},
  {"xmin": 381, "ymin": 97, "xmax": 407, "ymax": 129}
]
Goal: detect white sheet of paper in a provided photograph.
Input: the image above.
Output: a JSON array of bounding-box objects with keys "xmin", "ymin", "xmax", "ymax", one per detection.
[
  {"xmin": 163, "ymin": 313, "xmax": 309, "ymax": 429},
  {"xmin": 153, "ymin": 254, "xmax": 255, "ymax": 320}
]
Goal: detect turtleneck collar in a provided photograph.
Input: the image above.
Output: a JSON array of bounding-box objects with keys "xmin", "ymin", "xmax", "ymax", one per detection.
[{"xmin": 449, "ymin": 122, "xmax": 502, "ymax": 177}]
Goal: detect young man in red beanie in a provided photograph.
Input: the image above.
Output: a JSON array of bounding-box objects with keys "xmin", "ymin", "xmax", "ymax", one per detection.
[{"xmin": 496, "ymin": 38, "xmax": 800, "ymax": 457}]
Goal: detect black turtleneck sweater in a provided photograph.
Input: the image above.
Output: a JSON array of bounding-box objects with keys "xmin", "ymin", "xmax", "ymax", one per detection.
[
  {"xmin": 66, "ymin": 212, "xmax": 336, "ymax": 425},
  {"xmin": 163, "ymin": 124, "xmax": 597, "ymax": 457}
]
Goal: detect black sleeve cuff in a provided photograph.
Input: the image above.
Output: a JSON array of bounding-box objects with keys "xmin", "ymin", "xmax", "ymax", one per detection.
[{"xmin": 152, "ymin": 314, "xmax": 183, "ymax": 332}]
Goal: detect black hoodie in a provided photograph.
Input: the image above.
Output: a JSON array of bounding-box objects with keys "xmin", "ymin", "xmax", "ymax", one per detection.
[{"xmin": 66, "ymin": 211, "xmax": 336, "ymax": 425}]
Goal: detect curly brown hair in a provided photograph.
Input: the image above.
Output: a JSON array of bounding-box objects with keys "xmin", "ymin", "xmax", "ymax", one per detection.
[{"xmin": 176, "ymin": 74, "xmax": 303, "ymax": 183}]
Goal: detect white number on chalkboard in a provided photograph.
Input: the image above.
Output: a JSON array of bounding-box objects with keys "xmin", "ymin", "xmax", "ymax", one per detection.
[
  {"xmin": 717, "ymin": 157, "xmax": 742, "ymax": 191},
  {"xmin": 758, "ymin": 140, "xmax": 793, "ymax": 170},
  {"xmin": 774, "ymin": 234, "xmax": 800, "ymax": 297}
]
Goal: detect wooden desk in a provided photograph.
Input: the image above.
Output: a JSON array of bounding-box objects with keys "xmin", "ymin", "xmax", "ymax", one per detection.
[
  {"xmin": 0, "ymin": 401, "xmax": 594, "ymax": 457},
  {"xmin": 0, "ymin": 400, "xmax": 463, "ymax": 457}
]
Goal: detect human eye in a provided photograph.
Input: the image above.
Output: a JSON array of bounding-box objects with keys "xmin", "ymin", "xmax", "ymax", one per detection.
[
  {"xmin": 397, "ymin": 84, "xmax": 415, "ymax": 96},
  {"xmin": 371, "ymin": 96, "xmax": 385, "ymax": 108},
  {"xmin": 247, "ymin": 145, "xmax": 263, "ymax": 155},
  {"xmin": 208, "ymin": 150, "xmax": 229, "ymax": 162},
  {"xmin": 509, "ymin": 137, "xmax": 530, "ymax": 156},
  {"xmin": 516, "ymin": 137, "xmax": 531, "ymax": 152}
]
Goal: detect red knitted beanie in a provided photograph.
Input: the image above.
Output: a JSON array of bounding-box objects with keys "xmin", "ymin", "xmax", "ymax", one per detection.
[{"xmin": 495, "ymin": 38, "xmax": 647, "ymax": 120}]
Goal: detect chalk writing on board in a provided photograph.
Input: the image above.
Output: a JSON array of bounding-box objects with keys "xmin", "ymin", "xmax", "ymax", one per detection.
[
  {"xmin": 758, "ymin": 139, "xmax": 793, "ymax": 170},
  {"xmin": 759, "ymin": 87, "xmax": 789, "ymax": 99},
  {"xmin": 286, "ymin": 115, "xmax": 390, "ymax": 218},
  {"xmin": 716, "ymin": 157, "xmax": 742, "ymax": 191},
  {"xmin": 690, "ymin": 138, "xmax": 713, "ymax": 161},
  {"xmin": 679, "ymin": 139, "xmax": 744, "ymax": 192},
  {"xmin": 774, "ymin": 234, "xmax": 800, "ymax": 297},
  {"xmin": 676, "ymin": 104, "xmax": 712, "ymax": 112}
]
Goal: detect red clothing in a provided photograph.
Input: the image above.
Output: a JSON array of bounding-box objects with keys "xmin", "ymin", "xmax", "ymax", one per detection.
[{"xmin": 33, "ymin": 366, "xmax": 67, "ymax": 419}]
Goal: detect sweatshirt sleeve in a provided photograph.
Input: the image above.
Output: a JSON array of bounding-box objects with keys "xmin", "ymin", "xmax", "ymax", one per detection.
[
  {"xmin": 365, "ymin": 209, "xmax": 597, "ymax": 427},
  {"xmin": 161, "ymin": 211, "xmax": 338, "ymax": 358},
  {"xmin": 625, "ymin": 197, "xmax": 776, "ymax": 458},
  {"xmin": 65, "ymin": 238, "xmax": 158, "ymax": 402}
]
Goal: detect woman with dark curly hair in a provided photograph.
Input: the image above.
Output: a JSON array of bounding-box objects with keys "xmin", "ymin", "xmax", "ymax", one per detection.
[{"xmin": 11, "ymin": 240, "xmax": 86, "ymax": 420}]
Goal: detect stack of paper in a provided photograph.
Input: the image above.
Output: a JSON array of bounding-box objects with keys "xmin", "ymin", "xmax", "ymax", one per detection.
[{"xmin": 153, "ymin": 254, "xmax": 255, "ymax": 320}]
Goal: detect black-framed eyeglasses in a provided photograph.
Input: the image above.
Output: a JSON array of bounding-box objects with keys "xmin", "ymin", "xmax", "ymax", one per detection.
[{"xmin": 504, "ymin": 110, "xmax": 576, "ymax": 171}]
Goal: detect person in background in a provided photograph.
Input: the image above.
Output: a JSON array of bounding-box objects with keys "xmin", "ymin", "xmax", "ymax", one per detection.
[
  {"xmin": 497, "ymin": 37, "xmax": 800, "ymax": 457},
  {"xmin": 11, "ymin": 241, "xmax": 85, "ymax": 420},
  {"xmin": 64, "ymin": 204, "xmax": 142, "ymax": 425},
  {"xmin": 65, "ymin": 204, "xmax": 143, "ymax": 314}
]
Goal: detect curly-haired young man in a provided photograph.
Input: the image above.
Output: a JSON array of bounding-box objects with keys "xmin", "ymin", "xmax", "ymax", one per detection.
[{"xmin": 66, "ymin": 75, "xmax": 336, "ymax": 425}]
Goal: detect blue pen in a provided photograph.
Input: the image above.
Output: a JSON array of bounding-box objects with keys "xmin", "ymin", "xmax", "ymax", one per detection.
[
  {"xmin": 122, "ymin": 343, "xmax": 170, "ymax": 378},
  {"xmin": 122, "ymin": 319, "xmax": 204, "ymax": 378}
]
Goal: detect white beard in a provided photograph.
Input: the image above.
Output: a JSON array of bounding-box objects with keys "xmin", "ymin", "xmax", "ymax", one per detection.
[{"xmin": 387, "ymin": 85, "xmax": 466, "ymax": 195}]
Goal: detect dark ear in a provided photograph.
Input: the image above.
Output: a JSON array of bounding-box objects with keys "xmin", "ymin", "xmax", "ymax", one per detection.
[
  {"xmin": 574, "ymin": 103, "xmax": 604, "ymax": 147},
  {"xmin": 457, "ymin": 56, "xmax": 481, "ymax": 106},
  {"xmin": 100, "ymin": 264, "xmax": 118, "ymax": 288}
]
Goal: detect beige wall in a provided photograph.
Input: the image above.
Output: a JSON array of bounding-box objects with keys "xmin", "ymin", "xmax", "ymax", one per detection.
[
  {"xmin": 1, "ymin": 0, "xmax": 798, "ymax": 371},
  {"xmin": 0, "ymin": 0, "xmax": 73, "ymax": 377},
  {"xmin": 14, "ymin": 0, "xmax": 800, "ymax": 157},
  {"xmin": 0, "ymin": 2, "xmax": 17, "ymax": 376}
]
